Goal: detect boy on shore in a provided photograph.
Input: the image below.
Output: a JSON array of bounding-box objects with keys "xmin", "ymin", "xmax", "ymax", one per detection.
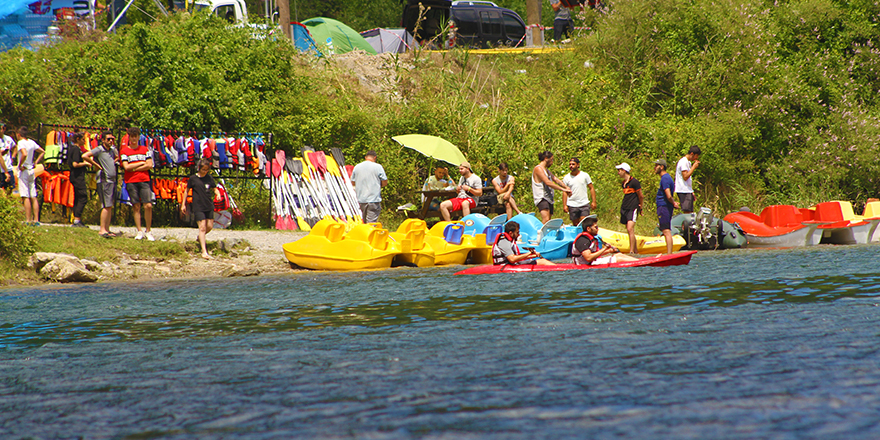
[
  {"xmin": 654, "ymin": 159, "xmax": 680, "ymax": 254},
  {"xmin": 616, "ymin": 162, "xmax": 643, "ymax": 254},
  {"xmin": 182, "ymin": 159, "xmax": 219, "ymax": 259},
  {"xmin": 675, "ymin": 146, "xmax": 701, "ymax": 214},
  {"xmin": 83, "ymin": 131, "xmax": 120, "ymax": 238}
]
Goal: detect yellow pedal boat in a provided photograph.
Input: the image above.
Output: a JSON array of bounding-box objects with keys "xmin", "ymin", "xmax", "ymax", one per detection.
[
  {"xmin": 282, "ymin": 219, "xmax": 401, "ymax": 270},
  {"xmin": 598, "ymin": 227, "xmax": 686, "ymax": 254},
  {"xmin": 424, "ymin": 221, "xmax": 476, "ymax": 266},
  {"xmin": 389, "ymin": 219, "xmax": 436, "ymax": 267}
]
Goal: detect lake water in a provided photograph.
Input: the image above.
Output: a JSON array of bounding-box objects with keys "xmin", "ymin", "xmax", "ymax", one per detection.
[{"xmin": 2, "ymin": 245, "xmax": 880, "ymax": 439}]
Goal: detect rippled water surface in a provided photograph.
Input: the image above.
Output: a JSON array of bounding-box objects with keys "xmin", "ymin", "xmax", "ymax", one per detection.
[{"xmin": 3, "ymin": 245, "xmax": 880, "ymax": 439}]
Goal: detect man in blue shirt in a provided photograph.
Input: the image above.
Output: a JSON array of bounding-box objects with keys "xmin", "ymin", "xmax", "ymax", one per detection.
[
  {"xmin": 654, "ymin": 159, "xmax": 680, "ymax": 254},
  {"xmin": 351, "ymin": 150, "xmax": 388, "ymax": 223}
]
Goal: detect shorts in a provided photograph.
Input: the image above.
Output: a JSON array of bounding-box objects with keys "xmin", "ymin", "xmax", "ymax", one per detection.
[
  {"xmin": 17, "ymin": 168, "xmax": 37, "ymax": 198},
  {"xmin": 360, "ymin": 202, "xmax": 381, "ymax": 223},
  {"xmin": 620, "ymin": 208, "xmax": 638, "ymax": 225},
  {"xmin": 127, "ymin": 181, "xmax": 155, "ymax": 205},
  {"xmin": 0, "ymin": 170, "xmax": 14, "ymax": 189},
  {"xmin": 97, "ymin": 179, "xmax": 117, "ymax": 209},
  {"xmin": 450, "ymin": 197, "xmax": 476, "ymax": 212},
  {"xmin": 657, "ymin": 204, "xmax": 673, "ymax": 230},
  {"xmin": 594, "ymin": 255, "xmax": 615, "ymax": 265},
  {"xmin": 194, "ymin": 210, "xmax": 213, "ymax": 222},
  {"xmin": 536, "ymin": 199, "xmax": 554, "ymax": 215},
  {"xmin": 677, "ymin": 192, "xmax": 695, "ymax": 212},
  {"xmin": 568, "ymin": 204, "xmax": 591, "ymax": 224}
]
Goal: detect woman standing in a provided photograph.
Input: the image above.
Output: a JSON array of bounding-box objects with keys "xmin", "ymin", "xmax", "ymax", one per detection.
[{"xmin": 181, "ymin": 159, "xmax": 219, "ymax": 259}]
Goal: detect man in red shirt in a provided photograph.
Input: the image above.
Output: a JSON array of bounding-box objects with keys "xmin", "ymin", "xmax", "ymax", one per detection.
[{"xmin": 120, "ymin": 127, "xmax": 155, "ymax": 241}]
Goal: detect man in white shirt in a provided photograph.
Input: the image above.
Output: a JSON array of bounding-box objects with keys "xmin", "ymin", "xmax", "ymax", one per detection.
[
  {"xmin": 15, "ymin": 127, "xmax": 45, "ymax": 225},
  {"xmin": 440, "ymin": 161, "xmax": 482, "ymax": 221},
  {"xmin": 351, "ymin": 150, "xmax": 388, "ymax": 223},
  {"xmin": 675, "ymin": 146, "xmax": 701, "ymax": 214},
  {"xmin": 562, "ymin": 157, "xmax": 597, "ymax": 226}
]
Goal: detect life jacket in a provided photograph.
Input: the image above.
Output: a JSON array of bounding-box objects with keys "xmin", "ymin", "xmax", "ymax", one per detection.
[
  {"xmin": 491, "ymin": 232, "xmax": 520, "ymax": 265},
  {"xmin": 571, "ymin": 231, "xmax": 599, "ymax": 264},
  {"xmin": 214, "ymin": 185, "xmax": 230, "ymax": 212}
]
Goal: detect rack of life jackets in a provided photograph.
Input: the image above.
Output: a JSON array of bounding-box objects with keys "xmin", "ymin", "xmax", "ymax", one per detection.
[
  {"xmin": 37, "ymin": 124, "xmax": 274, "ymax": 223},
  {"xmin": 37, "ymin": 124, "xmax": 110, "ymax": 211}
]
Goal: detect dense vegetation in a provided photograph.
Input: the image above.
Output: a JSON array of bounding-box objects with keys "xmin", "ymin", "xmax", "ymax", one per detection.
[{"xmin": 1, "ymin": 0, "xmax": 879, "ymax": 238}]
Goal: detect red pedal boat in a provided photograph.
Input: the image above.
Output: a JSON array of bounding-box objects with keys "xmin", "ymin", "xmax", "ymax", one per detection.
[{"xmin": 454, "ymin": 251, "xmax": 697, "ymax": 275}]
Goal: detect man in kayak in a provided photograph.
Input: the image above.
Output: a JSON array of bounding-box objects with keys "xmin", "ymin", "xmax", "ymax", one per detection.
[
  {"xmin": 571, "ymin": 215, "xmax": 638, "ymax": 265},
  {"xmin": 654, "ymin": 159, "xmax": 680, "ymax": 254},
  {"xmin": 492, "ymin": 221, "xmax": 554, "ymax": 266}
]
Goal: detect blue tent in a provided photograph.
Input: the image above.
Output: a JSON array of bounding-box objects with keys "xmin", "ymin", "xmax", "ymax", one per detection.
[{"xmin": 292, "ymin": 22, "xmax": 321, "ymax": 56}]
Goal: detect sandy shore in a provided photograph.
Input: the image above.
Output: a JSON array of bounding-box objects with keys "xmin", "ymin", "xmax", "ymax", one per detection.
[{"xmin": 57, "ymin": 224, "xmax": 309, "ymax": 282}]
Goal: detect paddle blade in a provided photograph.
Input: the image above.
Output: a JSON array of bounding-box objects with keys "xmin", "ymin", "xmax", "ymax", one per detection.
[
  {"xmin": 315, "ymin": 151, "xmax": 329, "ymax": 174},
  {"xmin": 291, "ymin": 158, "xmax": 305, "ymax": 177},
  {"xmin": 330, "ymin": 147, "xmax": 346, "ymax": 167},
  {"xmin": 297, "ymin": 217, "xmax": 311, "ymax": 231}
]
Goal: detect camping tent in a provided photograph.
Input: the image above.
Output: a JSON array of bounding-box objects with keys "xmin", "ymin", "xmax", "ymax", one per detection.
[
  {"xmin": 292, "ymin": 22, "xmax": 320, "ymax": 56},
  {"xmin": 302, "ymin": 17, "xmax": 377, "ymax": 55},
  {"xmin": 360, "ymin": 28, "xmax": 419, "ymax": 54}
]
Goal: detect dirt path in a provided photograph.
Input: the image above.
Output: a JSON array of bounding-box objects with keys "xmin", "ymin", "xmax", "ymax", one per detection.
[{"xmin": 79, "ymin": 224, "xmax": 309, "ymax": 282}]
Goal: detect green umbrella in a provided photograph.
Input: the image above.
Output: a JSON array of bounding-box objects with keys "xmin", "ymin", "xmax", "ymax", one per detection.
[{"xmin": 392, "ymin": 134, "xmax": 467, "ymax": 167}]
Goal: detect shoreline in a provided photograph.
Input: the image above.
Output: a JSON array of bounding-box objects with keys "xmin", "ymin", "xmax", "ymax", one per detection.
[{"xmin": 18, "ymin": 224, "xmax": 310, "ymax": 286}]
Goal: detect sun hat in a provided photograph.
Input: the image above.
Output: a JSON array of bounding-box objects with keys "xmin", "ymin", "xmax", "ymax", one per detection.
[
  {"xmin": 460, "ymin": 161, "xmax": 471, "ymax": 171},
  {"xmin": 653, "ymin": 159, "xmax": 668, "ymax": 167},
  {"xmin": 615, "ymin": 162, "xmax": 631, "ymax": 173}
]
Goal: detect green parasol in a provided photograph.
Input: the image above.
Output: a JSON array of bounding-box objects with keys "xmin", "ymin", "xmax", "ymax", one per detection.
[{"xmin": 392, "ymin": 134, "xmax": 468, "ymax": 167}]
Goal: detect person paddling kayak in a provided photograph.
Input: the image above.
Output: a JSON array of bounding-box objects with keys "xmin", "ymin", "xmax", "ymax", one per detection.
[{"xmin": 571, "ymin": 215, "xmax": 638, "ymax": 265}]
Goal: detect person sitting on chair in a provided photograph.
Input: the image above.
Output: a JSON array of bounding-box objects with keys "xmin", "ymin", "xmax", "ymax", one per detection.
[
  {"xmin": 492, "ymin": 221, "xmax": 555, "ymax": 266},
  {"xmin": 440, "ymin": 161, "xmax": 482, "ymax": 221},
  {"xmin": 492, "ymin": 162, "xmax": 522, "ymax": 218},
  {"xmin": 571, "ymin": 215, "xmax": 639, "ymax": 265},
  {"xmin": 422, "ymin": 165, "xmax": 453, "ymax": 210}
]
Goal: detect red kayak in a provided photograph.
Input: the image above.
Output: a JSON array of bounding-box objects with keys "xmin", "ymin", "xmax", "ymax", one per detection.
[{"xmin": 454, "ymin": 251, "xmax": 697, "ymax": 275}]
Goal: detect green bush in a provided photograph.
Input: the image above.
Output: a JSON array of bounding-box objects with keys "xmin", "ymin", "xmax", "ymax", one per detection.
[{"xmin": 0, "ymin": 192, "xmax": 37, "ymax": 267}]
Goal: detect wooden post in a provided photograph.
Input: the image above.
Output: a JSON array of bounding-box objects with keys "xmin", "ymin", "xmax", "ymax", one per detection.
[
  {"xmin": 525, "ymin": 0, "xmax": 542, "ymax": 47},
  {"xmin": 278, "ymin": 0, "xmax": 291, "ymax": 39}
]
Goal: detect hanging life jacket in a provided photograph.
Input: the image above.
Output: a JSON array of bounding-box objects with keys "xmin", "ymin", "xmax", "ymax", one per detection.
[
  {"xmin": 491, "ymin": 232, "xmax": 521, "ymax": 265},
  {"xmin": 214, "ymin": 185, "xmax": 230, "ymax": 212}
]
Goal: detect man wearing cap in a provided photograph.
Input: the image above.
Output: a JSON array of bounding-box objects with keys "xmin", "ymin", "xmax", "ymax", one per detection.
[
  {"xmin": 616, "ymin": 162, "xmax": 643, "ymax": 254},
  {"xmin": 562, "ymin": 157, "xmax": 597, "ymax": 226},
  {"xmin": 654, "ymin": 158, "xmax": 680, "ymax": 254},
  {"xmin": 351, "ymin": 150, "xmax": 388, "ymax": 223},
  {"xmin": 675, "ymin": 145, "xmax": 701, "ymax": 214},
  {"xmin": 440, "ymin": 162, "xmax": 482, "ymax": 221}
]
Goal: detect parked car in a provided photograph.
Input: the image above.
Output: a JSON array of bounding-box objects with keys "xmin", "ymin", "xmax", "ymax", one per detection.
[
  {"xmin": 448, "ymin": 1, "xmax": 526, "ymax": 48},
  {"xmin": 400, "ymin": 0, "xmax": 526, "ymax": 49}
]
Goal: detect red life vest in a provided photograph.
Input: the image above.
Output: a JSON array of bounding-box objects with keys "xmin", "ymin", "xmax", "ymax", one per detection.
[{"xmin": 492, "ymin": 232, "xmax": 520, "ymax": 265}]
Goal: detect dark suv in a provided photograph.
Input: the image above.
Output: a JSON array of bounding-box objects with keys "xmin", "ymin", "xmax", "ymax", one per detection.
[
  {"xmin": 449, "ymin": 1, "xmax": 527, "ymax": 48},
  {"xmin": 400, "ymin": 0, "xmax": 527, "ymax": 49}
]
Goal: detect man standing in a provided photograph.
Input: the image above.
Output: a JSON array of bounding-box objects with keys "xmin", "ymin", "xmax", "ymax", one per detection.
[
  {"xmin": 549, "ymin": 0, "xmax": 575, "ymax": 41},
  {"xmin": 67, "ymin": 133, "xmax": 92, "ymax": 227},
  {"xmin": 0, "ymin": 123, "xmax": 15, "ymax": 194},
  {"xmin": 15, "ymin": 127, "xmax": 45, "ymax": 226},
  {"xmin": 562, "ymin": 157, "xmax": 597, "ymax": 226},
  {"xmin": 120, "ymin": 127, "xmax": 155, "ymax": 241},
  {"xmin": 440, "ymin": 161, "xmax": 482, "ymax": 221},
  {"xmin": 616, "ymin": 162, "xmax": 643, "ymax": 254},
  {"xmin": 654, "ymin": 159, "xmax": 680, "ymax": 254},
  {"xmin": 675, "ymin": 145, "xmax": 701, "ymax": 214},
  {"xmin": 350, "ymin": 150, "xmax": 388, "ymax": 224},
  {"xmin": 83, "ymin": 131, "xmax": 120, "ymax": 238},
  {"xmin": 532, "ymin": 151, "xmax": 571, "ymax": 223}
]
